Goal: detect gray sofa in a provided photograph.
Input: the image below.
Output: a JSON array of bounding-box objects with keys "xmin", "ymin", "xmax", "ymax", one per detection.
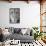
[{"xmin": 3, "ymin": 28, "xmax": 34, "ymax": 43}]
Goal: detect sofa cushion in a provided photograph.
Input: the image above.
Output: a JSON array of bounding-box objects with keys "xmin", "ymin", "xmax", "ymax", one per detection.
[{"xmin": 14, "ymin": 28, "xmax": 21, "ymax": 33}]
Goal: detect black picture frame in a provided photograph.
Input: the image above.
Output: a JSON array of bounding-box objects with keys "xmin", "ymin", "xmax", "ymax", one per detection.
[{"xmin": 9, "ymin": 8, "xmax": 20, "ymax": 24}]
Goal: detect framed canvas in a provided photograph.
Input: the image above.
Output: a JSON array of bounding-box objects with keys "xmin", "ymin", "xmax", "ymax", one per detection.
[{"xmin": 9, "ymin": 8, "xmax": 20, "ymax": 24}]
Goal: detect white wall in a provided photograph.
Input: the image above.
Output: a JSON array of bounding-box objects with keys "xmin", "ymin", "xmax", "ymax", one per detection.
[{"xmin": 0, "ymin": 1, "xmax": 40, "ymax": 28}]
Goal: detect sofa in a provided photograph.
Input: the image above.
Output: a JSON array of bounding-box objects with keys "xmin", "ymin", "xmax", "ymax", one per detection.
[{"xmin": 0, "ymin": 27, "xmax": 34, "ymax": 43}]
